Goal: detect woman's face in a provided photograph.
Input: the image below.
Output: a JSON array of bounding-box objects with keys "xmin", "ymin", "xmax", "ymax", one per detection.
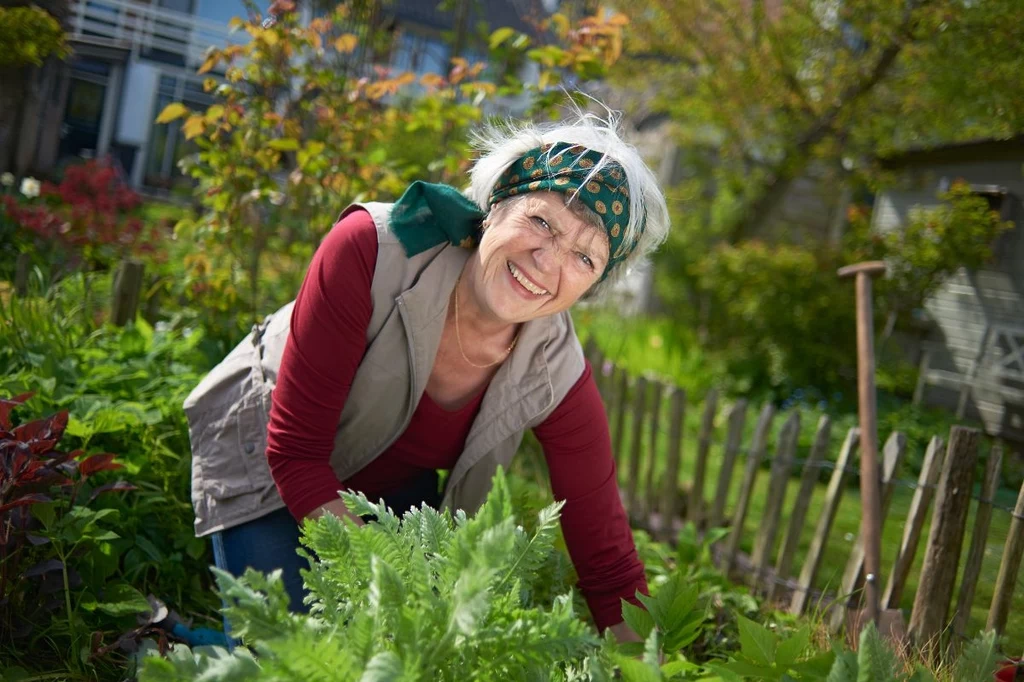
[{"xmin": 466, "ymin": 191, "xmax": 610, "ymax": 324}]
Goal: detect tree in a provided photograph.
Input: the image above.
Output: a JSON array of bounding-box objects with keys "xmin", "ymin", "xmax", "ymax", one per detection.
[
  {"xmin": 612, "ymin": 0, "xmax": 1024, "ymax": 244},
  {"xmin": 0, "ymin": 1, "xmax": 71, "ymax": 175}
]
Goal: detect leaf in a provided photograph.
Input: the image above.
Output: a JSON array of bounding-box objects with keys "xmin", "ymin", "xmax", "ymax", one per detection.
[
  {"xmin": 197, "ymin": 55, "xmax": 218, "ymax": 74},
  {"xmin": 334, "ymin": 33, "xmax": 358, "ymax": 54},
  {"xmin": 79, "ymin": 453, "xmax": 123, "ymax": 477},
  {"xmin": 183, "ymin": 115, "xmax": 206, "ymax": 140},
  {"xmin": 88, "ymin": 480, "xmax": 137, "ymax": 502},
  {"xmin": 0, "ymin": 493, "xmax": 51, "ymax": 514},
  {"xmin": 95, "ymin": 583, "xmax": 153, "ymax": 617},
  {"xmin": 268, "ymin": 138, "xmax": 300, "ymax": 151},
  {"xmin": 155, "ymin": 102, "xmax": 189, "ymax": 124},
  {"xmin": 613, "ymin": 655, "xmax": 662, "ymax": 682},
  {"xmin": 25, "ymin": 558, "xmax": 64, "ymax": 578},
  {"xmin": 360, "ymin": 651, "xmax": 403, "ymax": 682},
  {"xmin": 204, "ymin": 104, "xmax": 225, "ymax": 123},
  {"xmin": 825, "ymin": 649, "xmax": 858, "ymax": 682},
  {"xmin": 489, "ymin": 27, "xmax": 516, "ymax": 49},
  {"xmin": 737, "ymin": 615, "xmax": 778, "ymax": 666},
  {"xmin": 775, "ymin": 626, "xmax": 810, "ymax": 668},
  {"xmin": 856, "ymin": 623, "xmax": 898, "ymax": 682},
  {"xmin": 952, "ymin": 630, "xmax": 999, "ymax": 682},
  {"xmin": 0, "ymin": 392, "xmax": 33, "ymax": 430}
]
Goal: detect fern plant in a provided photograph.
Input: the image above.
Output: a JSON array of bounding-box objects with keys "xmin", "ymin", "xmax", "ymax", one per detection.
[{"xmin": 140, "ymin": 469, "xmax": 605, "ymax": 681}]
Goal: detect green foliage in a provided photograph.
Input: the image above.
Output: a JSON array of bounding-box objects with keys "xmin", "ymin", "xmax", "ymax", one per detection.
[
  {"xmin": 689, "ymin": 241, "xmax": 856, "ymax": 397},
  {"xmin": 845, "ymin": 181, "xmax": 1014, "ymax": 327},
  {"xmin": 0, "ymin": 396, "xmax": 151, "ymax": 677},
  {"xmin": 0, "ymin": 6, "xmax": 70, "ymax": 67},
  {"xmin": 160, "ymin": 3, "xmax": 628, "ymax": 338},
  {"xmin": 140, "ymin": 469, "xmax": 607, "ymax": 681}
]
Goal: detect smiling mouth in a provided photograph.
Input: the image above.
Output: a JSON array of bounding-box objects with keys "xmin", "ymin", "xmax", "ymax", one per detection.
[{"xmin": 507, "ymin": 261, "xmax": 550, "ymax": 296}]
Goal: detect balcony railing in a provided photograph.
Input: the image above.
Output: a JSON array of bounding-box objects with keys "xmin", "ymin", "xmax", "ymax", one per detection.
[{"xmin": 70, "ymin": 0, "xmax": 237, "ymax": 69}]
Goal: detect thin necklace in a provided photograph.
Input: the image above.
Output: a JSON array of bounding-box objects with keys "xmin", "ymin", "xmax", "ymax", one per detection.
[{"xmin": 453, "ymin": 276, "xmax": 519, "ymax": 369}]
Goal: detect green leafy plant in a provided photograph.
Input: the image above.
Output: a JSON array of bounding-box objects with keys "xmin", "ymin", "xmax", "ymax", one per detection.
[
  {"xmin": 0, "ymin": 393, "xmax": 148, "ymax": 677},
  {"xmin": 703, "ymin": 616, "xmax": 834, "ymax": 681},
  {"xmin": 140, "ymin": 468, "xmax": 605, "ymax": 680}
]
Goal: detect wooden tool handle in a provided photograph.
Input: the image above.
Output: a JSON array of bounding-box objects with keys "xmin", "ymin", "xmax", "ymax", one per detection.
[{"xmin": 837, "ymin": 261, "xmax": 887, "ymax": 279}]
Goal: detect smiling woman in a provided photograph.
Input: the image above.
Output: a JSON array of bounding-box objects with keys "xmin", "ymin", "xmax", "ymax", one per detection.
[{"xmin": 182, "ymin": 104, "xmax": 670, "ymax": 640}]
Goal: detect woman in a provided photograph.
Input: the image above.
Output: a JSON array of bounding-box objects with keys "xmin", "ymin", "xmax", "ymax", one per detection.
[{"xmin": 183, "ymin": 110, "xmax": 670, "ymax": 640}]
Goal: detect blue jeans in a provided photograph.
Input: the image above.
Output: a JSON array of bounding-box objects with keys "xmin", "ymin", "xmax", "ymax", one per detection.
[{"xmin": 209, "ymin": 469, "xmax": 442, "ymax": 639}]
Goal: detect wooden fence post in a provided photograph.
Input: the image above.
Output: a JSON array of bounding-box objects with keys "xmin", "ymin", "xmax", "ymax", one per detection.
[
  {"xmin": 14, "ymin": 252, "xmax": 31, "ymax": 296},
  {"xmin": 828, "ymin": 431, "xmax": 906, "ymax": 632},
  {"xmin": 643, "ymin": 381, "xmax": 666, "ymax": 520},
  {"xmin": 986, "ymin": 473, "xmax": 1024, "ymax": 636},
  {"xmin": 791, "ymin": 427, "xmax": 859, "ymax": 616},
  {"xmin": 710, "ymin": 400, "xmax": 748, "ymax": 529},
  {"xmin": 908, "ymin": 426, "xmax": 981, "ymax": 651},
  {"xmin": 724, "ymin": 403, "xmax": 775, "ymax": 573},
  {"xmin": 612, "ymin": 370, "xmax": 631, "ymax": 469},
  {"xmin": 952, "ymin": 444, "xmax": 1003, "ymax": 639},
  {"xmin": 625, "ymin": 376, "xmax": 649, "ymax": 520},
  {"xmin": 751, "ymin": 411, "xmax": 801, "ymax": 587},
  {"xmin": 689, "ymin": 388, "xmax": 719, "ymax": 528},
  {"xmin": 110, "ymin": 259, "xmax": 145, "ymax": 327},
  {"xmin": 768, "ymin": 415, "xmax": 831, "ymax": 603},
  {"xmin": 882, "ymin": 435, "xmax": 945, "ymax": 610},
  {"xmin": 659, "ymin": 388, "xmax": 687, "ymax": 542}
]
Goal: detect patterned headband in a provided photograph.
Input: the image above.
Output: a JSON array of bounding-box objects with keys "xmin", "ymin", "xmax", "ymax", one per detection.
[{"xmin": 487, "ymin": 142, "xmax": 643, "ymax": 279}]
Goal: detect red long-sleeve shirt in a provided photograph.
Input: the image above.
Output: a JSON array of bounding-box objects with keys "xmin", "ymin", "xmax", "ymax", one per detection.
[{"xmin": 265, "ymin": 208, "xmax": 647, "ymax": 629}]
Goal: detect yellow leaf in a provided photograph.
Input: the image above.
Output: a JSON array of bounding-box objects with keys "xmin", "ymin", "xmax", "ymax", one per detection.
[
  {"xmin": 333, "ymin": 34, "xmax": 358, "ymax": 54},
  {"xmin": 228, "ymin": 17, "xmax": 244, "ymax": 30},
  {"xmin": 182, "ymin": 115, "xmax": 206, "ymax": 140},
  {"xmin": 197, "ymin": 55, "xmax": 218, "ymax": 75},
  {"xmin": 204, "ymin": 104, "xmax": 225, "ymax": 123},
  {"xmin": 394, "ymin": 72, "xmax": 416, "ymax": 87},
  {"xmin": 261, "ymin": 29, "xmax": 279, "ymax": 46},
  {"xmin": 155, "ymin": 102, "xmax": 189, "ymax": 124},
  {"xmin": 550, "ymin": 13, "xmax": 570, "ymax": 38},
  {"xmin": 203, "ymin": 77, "xmax": 217, "ymax": 92},
  {"xmin": 607, "ymin": 12, "xmax": 630, "ymax": 27},
  {"xmin": 420, "ymin": 73, "xmax": 446, "ymax": 89},
  {"xmin": 450, "ymin": 56, "xmax": 468, "ymax": 70}
]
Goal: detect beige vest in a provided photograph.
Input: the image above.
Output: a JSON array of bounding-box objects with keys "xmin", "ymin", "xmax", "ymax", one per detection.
[{"xmin": 183, "ymin": 202, "xmax": 586, "ymax": 537}]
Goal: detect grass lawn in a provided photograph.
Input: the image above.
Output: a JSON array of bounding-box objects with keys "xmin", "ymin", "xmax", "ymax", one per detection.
[{"xmin": 606, "ymin": 394, "xmax": 1024, "ymax": 648}]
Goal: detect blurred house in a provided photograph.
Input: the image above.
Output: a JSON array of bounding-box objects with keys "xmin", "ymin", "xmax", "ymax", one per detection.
[
  {"xmin": 873, "ymin": 136, "xmax": 1024, "ymax": 442},
  {"xmin": 10, "ymin": 0, "xmax": 549, "ymax": 193}
]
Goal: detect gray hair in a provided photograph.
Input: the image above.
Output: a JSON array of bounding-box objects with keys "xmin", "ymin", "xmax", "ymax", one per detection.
[{"xmin": 466, "ymin": 105, "xmax": 670, "ymax": 300}]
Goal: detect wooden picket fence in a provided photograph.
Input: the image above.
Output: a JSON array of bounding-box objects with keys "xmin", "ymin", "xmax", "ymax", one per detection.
[{"xmin": 583, "ymin": 340, "xmax": 1024, "ymax": 645}]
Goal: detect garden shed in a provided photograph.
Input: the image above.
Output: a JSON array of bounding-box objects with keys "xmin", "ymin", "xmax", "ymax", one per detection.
[{"xmin": 872, "ymin": 136, "xmax": 1024, "ymax": 442}]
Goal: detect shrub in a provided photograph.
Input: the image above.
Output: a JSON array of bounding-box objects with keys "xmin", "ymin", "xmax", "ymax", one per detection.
[{"xmin": 0, "ymin": 393, "xmax": 148, "ymax": 677}]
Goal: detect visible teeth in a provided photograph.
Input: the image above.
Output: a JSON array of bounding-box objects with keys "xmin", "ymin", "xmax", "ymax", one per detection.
[{"xmin": 508, "ymin": 262, "xmax": 548, "ymax": 295}]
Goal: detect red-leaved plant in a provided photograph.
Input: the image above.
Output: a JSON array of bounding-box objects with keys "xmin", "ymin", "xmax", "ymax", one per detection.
[
  {"xmin": 0, "ymin": 393, "xmax": 136, "ymax": 640},
  {"xmin": 1, "ymin": 158, "xmax": 156, "ymax": 271}
]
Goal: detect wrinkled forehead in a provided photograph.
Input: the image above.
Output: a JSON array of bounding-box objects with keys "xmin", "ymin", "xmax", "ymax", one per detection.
[{"xmin": 507, "ymin": 192, "xmax": 610, "ymax": 253}]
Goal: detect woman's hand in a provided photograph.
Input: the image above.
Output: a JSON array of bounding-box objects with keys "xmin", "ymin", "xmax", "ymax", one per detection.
[
  {"xmin": 307, "ymin": 497, "xmax": 365, "ymax": 526},
  {"xmin": 608, "ymin": 621, "xmax": 642, "ymax": 644}
]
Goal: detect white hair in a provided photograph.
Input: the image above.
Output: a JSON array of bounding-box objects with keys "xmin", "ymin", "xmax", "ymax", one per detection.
[{"xmin": 466, "ymin": 103, "xmax": 670, "ymax": 300}]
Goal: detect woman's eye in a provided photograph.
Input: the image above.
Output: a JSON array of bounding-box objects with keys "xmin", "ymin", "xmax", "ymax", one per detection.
[
  {"xmin": 532, "ymin": 216, "xmax": 551, "ymax": 231},
  {"xmin": 578, "ymin": 253, "xmax": 594, "ymax": 269}
]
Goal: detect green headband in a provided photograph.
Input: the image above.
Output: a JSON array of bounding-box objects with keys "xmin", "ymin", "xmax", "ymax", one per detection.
[{"xmin": 389, "ymin": 143, "xmax": 642, "ymax": 282}]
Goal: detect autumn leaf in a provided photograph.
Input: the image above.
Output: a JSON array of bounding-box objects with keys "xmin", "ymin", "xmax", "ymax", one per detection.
[
  {"xmin": 182, "ymin": 115, "xmax": 206, "ymax": 140},
  {"xmin": 420, "ymin": 73, "xmax": 446, "ymax": 89},
  {"xmin": 334, "ymin": 34, "xmax": 358, "ymax": 54},
  {"xmin": 155, "ymin": 103, "xmax": 189, "ymax": 124},
  {"xmin": 197, "ymin": 55, "xmax": 219, "ymax": 75}
]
